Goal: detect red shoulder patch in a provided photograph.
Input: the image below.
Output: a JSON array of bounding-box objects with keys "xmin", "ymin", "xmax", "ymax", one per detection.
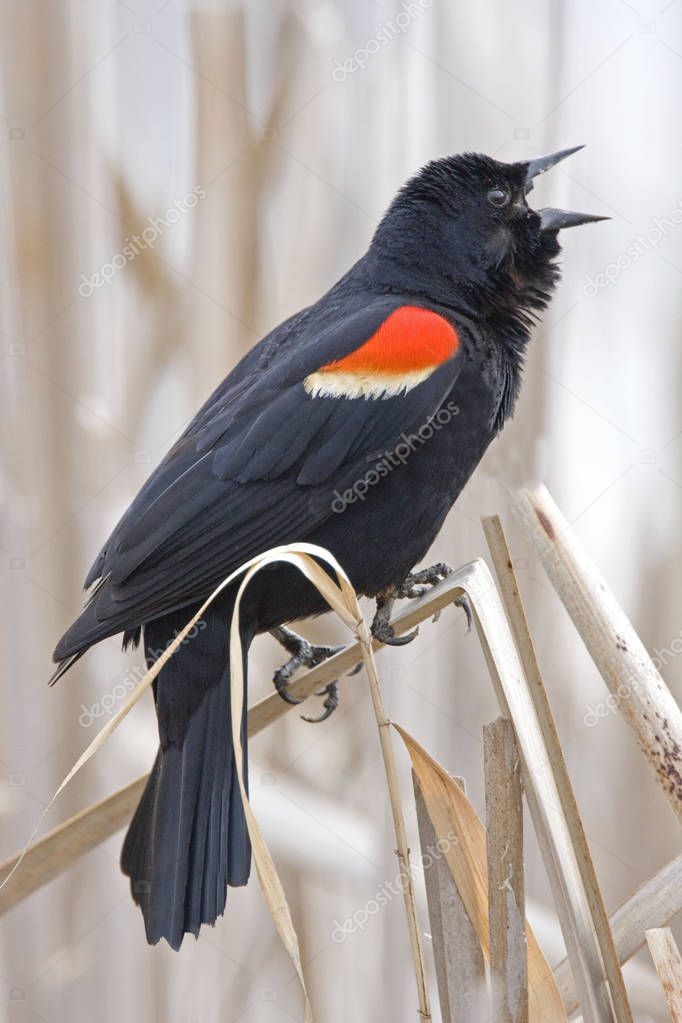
[{"xmin": 318, "ymin": 305, "xmax": 459, "ymax": 376}]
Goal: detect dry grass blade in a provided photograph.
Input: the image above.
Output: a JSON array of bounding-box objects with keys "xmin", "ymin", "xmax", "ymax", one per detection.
[
  {"xmin": 2, "ymin": 545, "xmax": 340, "ymax": 897},
  {"xmin": 226, "ymin": 545, "xmax": 431, "ymax": 1022},
  {"xmin": 483, "ymin": 514, "xmax": 632, "ymax": 1022},
  {"xmin": 509, "ymin": 484, "xmax": 682, "ymax": 823},
  {"xmin": 354, "ymin": 623, "xmax": 432, "ymax": 1019},
  {"xmin": 645, "ymin": 928, "xmax": 682, "ymax": 1022},
  {"xmin": 1, "ymin": 542, "xmax": 434, "ymax": 1023},
  {"xmin": 2, "ymin": 546, "xmax": 321, "ymax": 1021},
  {"xmin": 395, "ymin": 724, "xmax": 568, "ymax": 1022}
]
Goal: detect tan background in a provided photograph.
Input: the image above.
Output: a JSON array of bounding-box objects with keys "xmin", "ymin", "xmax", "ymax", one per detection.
[{"xmin": 1, "ymin": 1, "xmax": 681, "ymax": 1020}]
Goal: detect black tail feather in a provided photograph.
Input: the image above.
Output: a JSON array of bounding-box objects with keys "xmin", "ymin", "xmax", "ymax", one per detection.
[
  {"xmin": 48, "ymin": 649, "xmax": 85, "ymax": 686},
  {"xmin": 121, "ymin": 644, "xmax": 250, "ymax": 948}
]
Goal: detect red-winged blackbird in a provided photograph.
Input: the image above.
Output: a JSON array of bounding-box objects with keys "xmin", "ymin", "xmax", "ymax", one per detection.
[{"xmin": 53, "ymin": 146, "xmax": 605, "ymax": 948}]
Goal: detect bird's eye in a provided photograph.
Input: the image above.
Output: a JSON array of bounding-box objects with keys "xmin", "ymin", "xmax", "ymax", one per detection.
[{"xmin": 487, "ymin": 187, "xmax": 510, "ymax": 207}]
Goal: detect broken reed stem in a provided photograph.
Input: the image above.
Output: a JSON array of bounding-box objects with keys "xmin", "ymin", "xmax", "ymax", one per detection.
[
  {"xmin": 645, "ymin": 927, "xmax": 682, "ymax": 1022},
  {"xmin": 413, "ymin": 772, "xmax": 487, "ymax": 1023},
  {"xmin": 483, "ymin": 717, "xmax": 528, "ymax": 1023},
  {"xmin": 358, "ymin": 624, "xmax": 431, "ymax": 1022},
  {"xmin": 482, "ymin": 514, "xmax": 633, "ymax": 1022},
  {"xmin": 509, "ymin": 484, "xmax": 682, "ymax": 824},
  {"xmin": 463, "ymin": 561, "xmax": 611, "ymax": 1020}
]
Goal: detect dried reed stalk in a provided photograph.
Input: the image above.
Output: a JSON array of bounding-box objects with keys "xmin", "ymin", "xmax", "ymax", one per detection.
[
  {"xmin": 482, "ymin": 514, "xmax": 632, "ymax": 1022},
  {"xmin": 484, "ymin": 717, "xmax": 528, "ymax": 1023},
  {"xmin": 358, "ymin": 624, "xmax": 431, "ymax": 1020},
  {"xmin": 0, "ymin": 776, "xmax": 147, "ymax": 915},
  {"xmin": 509, "ymin": 484, "xmax": 682, "ymax": 823},
  {"xmin": 458, "ymin": 558, "xmax": 620, "ymax": 1022},
  {"xmin": 645, "ymin": 927, "xmax": 682, "ymax": 1022},
  {"xmin": 553, "ymin": 851, "xmax": 682, "ymax": 1014}
]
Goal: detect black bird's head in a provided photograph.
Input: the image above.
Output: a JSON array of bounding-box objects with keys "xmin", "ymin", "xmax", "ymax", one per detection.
[{"xmin": 371, "ymin": 146, "xmax": 606, "ymax": 333}]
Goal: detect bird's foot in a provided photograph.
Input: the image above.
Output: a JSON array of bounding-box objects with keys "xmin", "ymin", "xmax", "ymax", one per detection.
[
  {"xmin": 370, "ymin": 596, "xmax": 419, "ymax": 647},
  {"xmin": 369, "ymin": 584, "xmax": 421, "ymax": 646},
  {"xmin": 370, "ymin": 562, "xmax": 453, "ymax": 646},
  {"xmin": 396, "ymin": 562, "xmax": 454, "ymax": 599},
  {"xmin": 270, "ymin": 626, "xmax": 344, "ymax": 717}
]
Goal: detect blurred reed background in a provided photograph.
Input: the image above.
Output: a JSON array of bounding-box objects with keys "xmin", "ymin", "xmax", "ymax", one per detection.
[{"xmin": 0, "ymin": 1, "xmax": 681, "ymax": 1019}]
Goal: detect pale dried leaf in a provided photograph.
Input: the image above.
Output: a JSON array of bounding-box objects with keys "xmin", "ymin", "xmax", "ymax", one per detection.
[{"xmin": 394, "ymin": 723, "xmax": 568, "ymax": 1022}]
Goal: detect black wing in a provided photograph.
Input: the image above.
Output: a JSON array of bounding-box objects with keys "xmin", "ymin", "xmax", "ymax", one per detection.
[{"xmin": 54, "ymin": 295, "xmax": 464, "ymax": 660}]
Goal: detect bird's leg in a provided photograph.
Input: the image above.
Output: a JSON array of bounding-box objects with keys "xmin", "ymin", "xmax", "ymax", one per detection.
[
  {"xmin": 371, "ymin": 562, "xmax": 455, "ymax": 645},
  {"xmin": 270, "ymin": 626, "xmax": 344, "ymax": 721},
  {"xmin": 371, "ymin": 591, "xmax": 412, "ymax": 646}
]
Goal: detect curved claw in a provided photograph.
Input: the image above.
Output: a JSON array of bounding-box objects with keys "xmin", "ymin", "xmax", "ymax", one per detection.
[
  {"xmin": 271, "ymin": 629, "xmax": 346, "ymax": 706},
  {"xmin": 382, "ymin": 621, "xmax": 419, "ymax": 646},
  {"xmin": 378, "ymin": 625, "xmax": 419, "ymax": 647},
  {"xmin": 273, "ymin": 670, "xmax": 304, "ymax": 705},
  {"xmin": 301, "ymin": 681, "xmax": 339, "ymax": 723},
  {"xmin": 455, "ymin": 593, "xmax": 474, "ymax": 634}
]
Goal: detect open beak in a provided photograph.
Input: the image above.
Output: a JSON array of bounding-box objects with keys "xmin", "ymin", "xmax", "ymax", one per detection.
[
  {"xmin": 524, "ymin": 145, "xmax": 609, "ymax": 231},
  {"xmin": 538, "ymin": 207, "xmax": 609, "ymax": 231},
  {"xmin": 525, "ymin": 145, "xmax": 585, "ymax": 188}
]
